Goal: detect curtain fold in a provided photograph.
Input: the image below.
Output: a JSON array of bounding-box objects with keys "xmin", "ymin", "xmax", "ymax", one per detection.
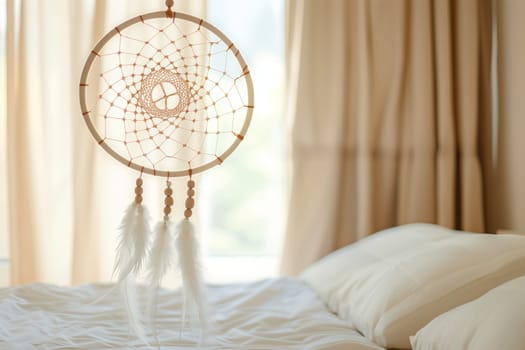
[
  {"xmin": 281, "ymin": 0, "xmax": 490, "ymax": 275},
  {"xmin": 482, "ymin": 0, "xmax": 525, "ymax": 233},
  {"xmin": 7, "ymin": 0, "xmax": 206, "ymax": 285},
  {"xmin": 7, "ymin": 0, "xmax": 77, "ymax": 285}
]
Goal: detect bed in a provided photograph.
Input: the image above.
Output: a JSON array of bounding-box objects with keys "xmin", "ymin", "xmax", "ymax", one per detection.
[
  {"xmin": 0, "ymin": 277, "xmax": 382, "ymax": 350},
  {"xmin": 3, "ymin": 223, "xmax": 525, "ymax": 350}
]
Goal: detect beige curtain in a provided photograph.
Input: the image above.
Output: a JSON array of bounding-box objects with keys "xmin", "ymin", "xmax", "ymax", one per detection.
[
  {"xmin": 482, "ymin": 0, "xmax": 525, "ymax": 234},
  {"xmin": 6, "ymin": 0, "xmax": 206, "ymax": 285},
  {"xmin": 281, "ymin": 0, "xmax": 491, "ymax": 275}
]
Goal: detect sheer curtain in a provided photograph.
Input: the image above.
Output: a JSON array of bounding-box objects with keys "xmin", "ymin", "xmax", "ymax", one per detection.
[
  {"xmin": 6, "ymin": 0, "xmax": 206, "ymax": 285},
  {"xmin": 281, "ymin": 0, "xmax": 491, "ymax": 275}
]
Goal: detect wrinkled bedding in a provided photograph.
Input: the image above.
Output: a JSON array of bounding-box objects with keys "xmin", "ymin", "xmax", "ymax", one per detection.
[{"xmin": 0, "ymin": 277, "xmax": 383, "ymax": 350}]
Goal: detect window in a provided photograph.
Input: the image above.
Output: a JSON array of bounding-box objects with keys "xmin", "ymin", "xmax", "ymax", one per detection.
[{"xmin": 201, "ymin": 0, "xmax": 286, "ymax": 283}]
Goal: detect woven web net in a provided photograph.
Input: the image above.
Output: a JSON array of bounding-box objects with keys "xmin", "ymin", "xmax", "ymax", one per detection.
[{"xmin": 80, "ymin": 13, "xmax": 253, "ymax": 177}]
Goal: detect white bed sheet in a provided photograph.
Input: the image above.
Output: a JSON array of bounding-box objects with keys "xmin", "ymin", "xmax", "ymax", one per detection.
[{"xmin": 0, "ymin": 277, "xmax": 383, "ymax": 350}]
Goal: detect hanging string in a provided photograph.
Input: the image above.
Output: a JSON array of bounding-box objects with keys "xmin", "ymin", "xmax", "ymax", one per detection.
[
  {"xmin": 164, "ymin": 180, "xmax": 174, "ymax": 219},
  {"xmin": 165, "ymin": 0, "xmax": 174, "ymax": 16},
  {"xmin": 135, "ymin": 177, "xmax": 143, "ymax": 204},
  {"xmin": 184, "ymin": 177, "xmax": 195, "ymax": 219}
]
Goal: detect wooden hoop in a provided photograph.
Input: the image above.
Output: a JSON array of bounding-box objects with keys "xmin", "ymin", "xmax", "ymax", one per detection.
[{"xmin": 79, "ymin": 11, "xmax": 254, "ymax": 178}]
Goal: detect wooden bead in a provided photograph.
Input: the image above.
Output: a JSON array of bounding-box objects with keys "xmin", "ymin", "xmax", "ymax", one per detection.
[
  {"xmin": 135, "ymin": 195, "xmax": 143, "ymax": 204},
  {"xmin": 136, "ymin": 178, "xmax": 143, "ymax": 186},
  {"xmin": 165, "ymin": 196, "xmax": 174, "ymax": 205},
  {"xmin": 187, "ymin": 189, "xmax": 195, "ymax": 196},
  {"xmin": 164, "ymin": 188, "xmax": 173, "ymax": 196},
  {"xmin": 185, "ymin": 197, "xmax": 195, "ymax": 209},
  {"xmin": 184, "ymin": 209, "xmax": 192, "ymax": 218},
  {"xmin": 134, "ymin": 187, "xmax": 143, "ymax": 195},
  {"xmin": 187, "ymin": 180, "xmax": 195, "ymax": 188},
  {"xmin": 163, "ymin": 206, "xmax": 172, "ymax": 215}
]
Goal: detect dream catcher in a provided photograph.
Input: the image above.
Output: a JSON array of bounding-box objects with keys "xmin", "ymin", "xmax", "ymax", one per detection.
[{"xmin": 79, "ymin": 0, "xmax": 253, "ymax": 335}]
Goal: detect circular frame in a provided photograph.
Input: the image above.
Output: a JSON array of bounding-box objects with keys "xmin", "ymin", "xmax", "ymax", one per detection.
[{"xmin": 79, "ymin": 11, "xmax": 254, "ymax": 177}]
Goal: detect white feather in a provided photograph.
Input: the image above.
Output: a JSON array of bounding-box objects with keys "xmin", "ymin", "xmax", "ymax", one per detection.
[
  {"xmin": 112, "ymin": 202, "xmax": 137, "ymax": 280},
  {"xmin": 175, "ymin": 219, "xmax": 210, "ymax": 329},
  {"xmin": 115, "ymin": 204, "xmax": 152, "ymax": 283},
  {"xmin": 112, "ymin": 201, "xmax": 151, "ymax": 338},
  {"xmin": 132, "ymin": 205, "xmax": 152, "ymax": 273},
  {"xmin": 146, "ymin": 220, "xmax": 176, "ymax": 324},
  {"xmin": 121, "ymin": 276, "xmax": 146, "ymax": 339}
]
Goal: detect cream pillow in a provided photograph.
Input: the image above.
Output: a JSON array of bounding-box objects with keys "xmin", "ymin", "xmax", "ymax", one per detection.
[
  {"xmin": 411, "ymin": 275, "xmax": 525, "ymax": 350},
  {"xmin": 301, "ymin": 224, "xmax": 525, "ymax": 349}
]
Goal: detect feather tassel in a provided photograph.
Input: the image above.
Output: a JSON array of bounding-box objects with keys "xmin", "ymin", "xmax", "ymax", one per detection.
[
  {"xmin": 175, "ymin": 218, "xmax": 209, "ymax": 329},
  {"xmin": 112, "ymin": 202, "xmax": 138, "ymax": 280},
  {"xmin": 132, "ymin": 205, "xmax": 152, "ymax": 273},
  {"xmin": 112, "ymin": 200, "xmax": 152, "ymax": 337},
  {"xmin": 121, "ymin": 275, "xmax": 146, "ymax": 338},
  {"xmin": 146, "ymin": 219, "xmax": 177, "ymax": 324},
  {"xmin": 115, "ymin": 204, "xmax": 152, "ymax": 283}
]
